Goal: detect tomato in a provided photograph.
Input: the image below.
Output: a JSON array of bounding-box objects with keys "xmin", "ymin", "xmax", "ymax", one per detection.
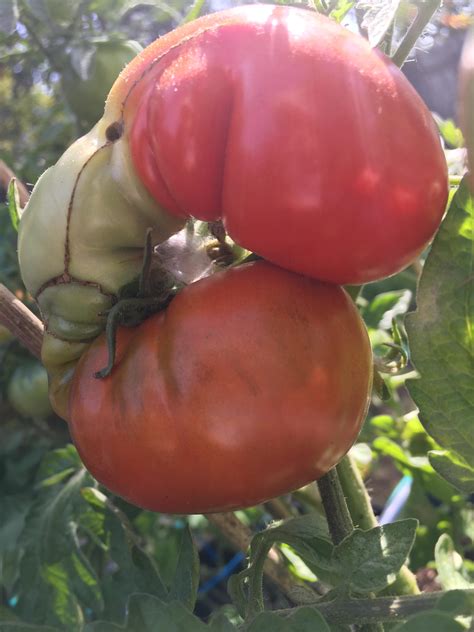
[
  {"xmin": 69, "ymin": 262, "xmax": 372, "ymax": 513},
  {"xmin": 7, "ymin": 361, "xmax": 53, "ymax": 418},
  {"xmin": 62, "ymin": 40, "xmax": 143, "ymax": 128},
  {"xmin": 106, "ymin": 4, "xmax": 447, "ymax": 285},
  {"xmin": 0, "ymin": 324, "xmax": 12, "ymax": 344}
]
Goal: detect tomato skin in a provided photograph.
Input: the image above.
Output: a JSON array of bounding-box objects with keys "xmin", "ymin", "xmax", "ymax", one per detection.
[
  {"xmin": 69, "ymin": 262, "xmax": 372, "ymax": 513},
  {"xmin": 122, "ymin": 4, "xmax": 448, "ymax": 285}
]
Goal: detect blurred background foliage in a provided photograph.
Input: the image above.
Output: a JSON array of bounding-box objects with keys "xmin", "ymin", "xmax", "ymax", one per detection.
[{"xmin": 0, "ymin": 0, "xmax": 473, "ymax": 628}]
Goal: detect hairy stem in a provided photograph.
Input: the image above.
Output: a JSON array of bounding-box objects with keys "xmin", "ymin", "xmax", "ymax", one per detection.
[
  {"xmin": 275, "ymin": 588, "xmax": 474, "ymax": 626},
  {"xmin": 0, "ymin": 284, "xmax": 43, "ymax": 359},
  {"xmin": 206, "ymin": 512, "xmax": 317, "ymax": 605},
  {"xmin": 317, "ymin": 468, "xmax": 384, "ymax": 632},
  {"xmin": 317, "ymin": 468, "xmax": 354, "ymax": 544},
  {"xmin": 337, "ymin": 455, "xmax": 419, "ymax": 597}
]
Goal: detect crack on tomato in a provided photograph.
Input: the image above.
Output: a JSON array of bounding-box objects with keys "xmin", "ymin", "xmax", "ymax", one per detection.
[
  {"xmin": 35, "ymin": 274, "xmax": 115, "ymax": 303},
  {"xmin": 64, "ymin": 143, "xmax": 111, "ymax": 275},
  {"xmin": 41, "ymin": 321, "xmax": 100, "ymax": 344}
]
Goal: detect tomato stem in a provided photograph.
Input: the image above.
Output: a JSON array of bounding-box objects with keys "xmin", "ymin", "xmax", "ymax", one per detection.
[
  {"xmin": 391, "ymin": 0, "xmax": 441, "ymax": 68},
  {"xmin": 337, "ymin": 455, "xmax": 420, "ymax": 597},
  {"xmin": 318, "ymin": 468, "xmax": 385, "ymax": 632},
  {"xmin": 0, "ymin": 283, "xmax": 43, "ymax": 360},
  {"xmin": 274, "ymin": 588, "xmax": 474, "ymax": 626},
  {"xmin": 317, "ymin": 468, "xmax": 353, "ymax": 545}
]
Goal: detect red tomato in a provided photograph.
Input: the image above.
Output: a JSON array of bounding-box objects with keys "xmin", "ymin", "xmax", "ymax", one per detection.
[
  {"xmin": 113, "ymin": 4, "xmax": 448, "ymax": 285},
  {"xmin": 69, "ymin": 262, "xmax": 372, "ymax": 513}
]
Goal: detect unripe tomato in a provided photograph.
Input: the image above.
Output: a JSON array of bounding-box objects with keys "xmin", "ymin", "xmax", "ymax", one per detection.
[
  {"xmin": 107, "ymin": 4, "xmax": 447, "ymax": 285},
  {"xmin": 0, "ymin": 325, "xmax": 12, "ymax": 344},
  {"xmin": 7, "ymin": 362, "xmax": 53, "ymax": 418},
  {"xmin": 62, "ymin": 40, "xmax": 143, "ymax": 128},
  {"xmin": 69, "ymin": 262, "xmax": 372, "ymax": 513}
]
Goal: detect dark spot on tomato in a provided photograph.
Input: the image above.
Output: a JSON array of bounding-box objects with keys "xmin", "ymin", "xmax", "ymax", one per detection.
[{"xmin": 105, "ymin": 122, "xmax": 123, "ymax": 142}]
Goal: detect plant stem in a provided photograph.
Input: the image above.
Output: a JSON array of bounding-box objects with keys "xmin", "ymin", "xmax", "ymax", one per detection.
[
  {"xmin": 317, "ymin": 468, "xmax": 384, "ymax": 632},
  {"xmin": 206, "ymin": 512, "xmax": 317, "ymax": 605},
  {"xmin": 336, "ymin": 455, "xmax": 419, "ymax": 597},
  {"xmin": 391, "ymin": 0, "xmax": 441, "ymax": 67},
  {"xmin": 275, "ymin": 588, "xmax": 474, "ymax": 626},
  {"xmin": 317, "ymin": 468, "xmax": 354, "ymax": 544},
  {"xmin": 336, "ymin": 456, "xmax": 377, "ymax": 531},
  {"xmin": 0, "ymin": 284, "xmax": 43, "ymax": 359}
]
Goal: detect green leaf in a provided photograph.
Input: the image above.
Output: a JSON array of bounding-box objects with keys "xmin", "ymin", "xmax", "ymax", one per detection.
[
  {"xmin": 406, "ymin": 179, "xmax": 474, "ymax": 467},
  {"xmin": 332, "ymin": 520, "xmax": 418, "ymax": 594},
  {"xmin": 437, "ymin": 589, "xmax": 474, "ymax": 616},
  {"xmin": 286, "ymin": 607, "xmax": 331, "ymax": 631},
  {"xmin": 7, "ymin": 179, "xmax": 21, "ymax": 232},
  {"xmin": 0, "ymin": 625, "xmax": 60, "ymax": 631},
  {"xmin": 460, "ymin": 27, "xmax": 474, "ymax": 193},
  {"xmin": 208, "ymin": 612, "xmax": 238, "ymax": 631},
  {"xmin": 435, "ymin": 117, "xmax": 464, "ymax": 149},
  {"xmin": 363, "ymin": 290, "xmax": 411, "ymax": 330},
  {"xmin": 246, "ymin": 609, "xmax": 330, "ymax": 632},
  {"xmin": 330, "ymin": 1, "xmax": 354, "ymax": 22},
  {"xmin": 229, "ymin": 515, "xmax": 332, "ymax": 618},
  {"xmin": 429, "ymin": 450, "xmax": 474, "ymax": 493},
  {"xmin": 100, "ymin": 502, "xmax": 168, "ymax": 622},
  {"xmin": 361, "ymin": 0, "xmax": 401, "ymax": 48},
  {"xmin": 168, "ymin": 526, "xmax": 200, "ymax": 611},
  {"xmin": 392, "ymin": 611, "xmax": 465, "ymax": 632},
  {"xmin": 86, "ymin": 594, "xmax": 208, "ymax": 631},
  {"xmin": 435, "ymin": 534, "xmax": 473, "ymax": 590},
  {"xmin": 13, "ymin": 447, "xmax": 102, "ymax": 628},
  {"xmin": 0, "ymin": 0, "xmax": 17, "ymax": 34}
]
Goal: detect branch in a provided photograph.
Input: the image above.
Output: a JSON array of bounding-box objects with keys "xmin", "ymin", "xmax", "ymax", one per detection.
[
  {"xmin": 0, "ymin": 160, "xmax": 30, "ymax": 207},
  {"xmin": 0, "ymin": 284, "xmax": 43, "ymax": 359},
  {"xmin": 276, "ymin": 589, "xmax": 474, "ymax": 626}
]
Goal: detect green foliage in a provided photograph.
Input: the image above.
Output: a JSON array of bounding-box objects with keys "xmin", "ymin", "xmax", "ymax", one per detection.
[
  {"xmin": 406, "ymin": 179, "xmax": 474, "ymax": 476},
  {"xmin": 0, "ymin": 1, "xmax": 473, "ymax": 629},
  {"xmin": 392, "ymin": 612, "xmax": 464, "ymax": 632}
]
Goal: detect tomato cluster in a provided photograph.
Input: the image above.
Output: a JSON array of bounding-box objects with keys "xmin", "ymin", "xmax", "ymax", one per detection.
[{"xmin": 18, "ymin": 5, "xmax": 447, "ymax": 513}]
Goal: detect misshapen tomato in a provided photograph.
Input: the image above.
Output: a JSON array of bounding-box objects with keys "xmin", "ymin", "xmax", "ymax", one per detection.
[
  {"xmin": 69, "ymin": 262, "xmax": 372, "ymax": 513},
  {"xmin": 114, "ymin": 4, "xmax": 448, "ymax": 285}
]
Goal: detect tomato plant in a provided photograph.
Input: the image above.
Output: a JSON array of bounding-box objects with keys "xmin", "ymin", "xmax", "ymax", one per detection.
[
  {"xmin": 69, "ymin": 262, "xmax": 372, "ymax": 513},
  {"xmin": 17, "ymin": 4, "xmax": 449, "ymax": 422}
]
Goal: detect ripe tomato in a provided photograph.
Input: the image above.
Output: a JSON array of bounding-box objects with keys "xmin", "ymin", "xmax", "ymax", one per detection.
[
  {"xmin": 69, "ymin": 262, "xmax": 372, "ymax": 513},
  {"xmin": 111, "ymin": 4, "xmax": 448, "ymax": 285}
]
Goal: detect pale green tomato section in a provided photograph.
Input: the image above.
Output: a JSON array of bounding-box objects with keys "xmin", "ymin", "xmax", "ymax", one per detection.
[
  {"xmin": 41, "ymin": 332, "xmax": 91, "ymax": 420},
  {"xmin": 18, "ymin": 104, "xmax": 185, "ymax": 421},
  {"xmin": 37, "ymin": 284, "xmax": 112, "ymax": 341},
  {"xmin": 18, "ymin": 117, "xmax": 184, "ymax": 345}
]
